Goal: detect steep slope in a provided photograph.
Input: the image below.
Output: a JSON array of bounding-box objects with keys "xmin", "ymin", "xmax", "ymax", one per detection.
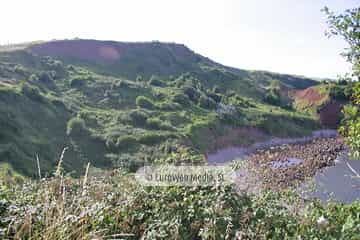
[
  {"xmin": 0, "ymin": 39, "xmax": 323, "ymax": 177},
  {"xmin": 29, "ymin": 40, "xmax": 318, "ymax": 97},
  {"xmin": 290, "ymin": 82, "xmax": 352, "ymax": 128}
]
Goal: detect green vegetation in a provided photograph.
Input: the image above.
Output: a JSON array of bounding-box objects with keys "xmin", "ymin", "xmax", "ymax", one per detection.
[
  {"xmin": 1, "ymin": 164, "xmax": 359, "ymax": 239},
  {"xmin": 0, "ymin": 42, "xmax": 323, "ymax": 176},
  {"xmin": 324, "ymin": 6, "xmax": 360, "ymax": 158},
  {"xmin": 340, "ymin": 86, "xmax": 360, "ymax": 157},
  {"xmin": 135, "ymin": 95, "xmax": 154, "ymax": 109},
  {"xmin": 0, "ymin": 8, "xmax": 360, "ymax": 239}
]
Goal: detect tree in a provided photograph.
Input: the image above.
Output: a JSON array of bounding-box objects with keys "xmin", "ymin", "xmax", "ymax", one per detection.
[
  {"xmin": 324, "ymin": 6, "xmax": 360, "ymax": 157},
  {"xmin": 323, "ymin": 7, "xmax": 360, "ymax": 79}
]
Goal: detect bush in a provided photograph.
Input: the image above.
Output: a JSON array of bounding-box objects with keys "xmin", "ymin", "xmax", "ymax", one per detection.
[
  {"xmin": 38, "ymin": 71, "xmax": 53, "ymax": 83},
  {"xmin": 49, "ymin": 97, "xmax": 66, "ymax": 108},
  {"xmin": 264, "ymin": 90, "xmax": 281, "ymax": 106},
  {"xmin": 136, "ymin": 75, "xmax": 143, "ymax": 82},
  {"xmin": 199, "ymin": 95, "xmax": 217, "ymax": 109},
  {"xmin": 13, "ymin": 65, "xmax": 26, "ymax": 75},
  {"xmin": 66, "ymin": 117, "xmax": 89, "ymax": 137},
  {"xmin": 129, "ymin": 110, "xmax": 149, "ymax": 126},
  {"xmin": 152, "ymin": 91, "xmax": 165, "ymax": 100},
  {"xmin": 207, "ymin": 92, "xmax": 222, "ymax": 103},
  {"xmin": 149, "ymin": 76, "xmax": 166, "ymax": 87},
  {"xmin": 339, "ymin": 102, "xmax": 360, "ymax": 158},
  {"xmin": 110, "ymin": 153, "xmax": 144, "ymax": 171},
  {"xmin": 183, "ymin": 86, "xmax": 200, "ymax": 102},
  {"xmin": 212, "ymin": 85, "xmax": 222, "ymax": 94},
  {"xmin": 28, "ymin": 74, "xmax": 39, "ymax": 82},
  {"xmin": 136, "ymin": 96, "xmax": 154, "ymax": 109},
  {"xmin": 329, "ymin": 85, "xmax": 350, "ymax": 101},
  {"xmin": 146, "ymin": 118, "xmax": 174, "ymax": 130},
  {"xmin": 157, "ymin": 101, "xmax": 181, "ymax": 111},
  {"xmin": 67, "ymin": 65, "xmax": 75, "ymax": 71},
  {"xmin": 116, "ymin": 135, "xmax": 138, "ymax": 149},
  {"xmin": 20, "ymin": 82, "xmax": 44, "ymax": 102},
  {"xmin": 172, "ymin": 93, "xmax": 190, "ymax": 106},
  {"xmin": 137, "ymin": 132, "xmax": 168, "ymax": 145},
  {"xmin": 70, "ymin": 77, "xmax": 86, "ymax": 88},
  {"xmin": 117, "ymin": 80, "xmax": 130, "ymax": 88}
]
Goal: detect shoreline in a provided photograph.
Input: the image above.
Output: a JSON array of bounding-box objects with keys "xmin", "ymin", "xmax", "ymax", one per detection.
[{"xmin": 207, "ymin": 129, "xmax": 339, "ymax": 165}]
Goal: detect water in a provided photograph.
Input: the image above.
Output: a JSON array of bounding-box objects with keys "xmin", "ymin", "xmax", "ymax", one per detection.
[
  {"xmin": 271, "ymin": 158, "xmax": 303, "ymax": 168},
  {"xmin": 207, "ymin": 130, "xmax": 360, "ymax": 203},
  {"xmin": 301, "ymin": 152, "xmax": 360, "ymax": 203},
  {"xmin": 207, "ymin": 129, "xmax": 338, "ymax": 165}
]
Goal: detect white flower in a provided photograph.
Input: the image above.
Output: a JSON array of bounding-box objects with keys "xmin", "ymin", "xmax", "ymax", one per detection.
[{"xmin": 317, "ymin": 216, "xmax": 329, "ymax": 227}]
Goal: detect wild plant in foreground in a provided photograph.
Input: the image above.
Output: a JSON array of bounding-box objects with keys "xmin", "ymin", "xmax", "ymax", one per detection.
[
  {"xmin": 1, "ymin": 146, "xmax": 135, "ymax": 239},
  {"xmin": 1, "ymin": 150, "xmax": 359, "ymax": 239}
]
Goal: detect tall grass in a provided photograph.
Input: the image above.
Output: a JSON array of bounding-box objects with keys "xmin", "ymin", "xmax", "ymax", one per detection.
[{"xmin": 1, "ymin": 151, "xmax": 360, "ymax": 239}]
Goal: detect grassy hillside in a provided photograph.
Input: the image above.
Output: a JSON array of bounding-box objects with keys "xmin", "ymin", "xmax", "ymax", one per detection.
[{"xmin": 0, "ymin": 39, "xmax": 322, "ymax": 177}]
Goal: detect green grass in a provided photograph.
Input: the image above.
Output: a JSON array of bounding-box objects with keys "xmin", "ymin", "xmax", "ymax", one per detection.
[
  {"xmin": 1, "ymin": 166, "xmax": 359, "ymax": 239},
  {"xmin": 0, "ymin": 43, "xmax": 323, "ymax": 177}
]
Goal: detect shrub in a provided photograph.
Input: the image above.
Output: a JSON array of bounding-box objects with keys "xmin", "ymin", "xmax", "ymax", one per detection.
[
  {"xmin": 38, "ymin": 71, "xmax": 53, "ymax": 83},
  {"xmin": 339, "ymin": 103, "xmax": 360, "ymax": 158},
  {"xmin": 104, "ymin": 137, "xmax": 114, "ymax": 149},
  {"xmin": 264, "ymin": 90, "xmax": 281, "ymax": 106},
  {"xmin": 183, "ymin": 86, "xmax": 200, "ymax": 102},
  {"xmin": 152, "ymin": 91, "xmax": 165, "ymax": 100},
  {"xmin": 199, "ymin": 95, "xmax": 217, "ymax": 109},
  {"xmin": 67, "ymin": 65, "xmax": 75, "ymax": 71},
  {"xmin": 212, "ymin": 85, "xmax": 222, "ymax": 94},
  {"xmin": 111, "ymin": 153, "xmax": 144, "ymax": 171},
  {"xmin": 207, "ymin": 92, "xmax": 222, "ymax": 103},
  {"xmin": 66, "ymin": 117, "xmax": 89, "ymax": 137},
  {"xmin": 28, "ymin": 74, "xmax": 39, "ymax": 82},
  {"xmin": 136, "ymin": 75, "xmax": 143, "ymax": 82},
  {"xmin": 329, "ymin": 85, "xmax": 351, "ymax": 101},
  {"xmin": 116, "ymin": 135, "xmax": 138, "ymax": 149},
  {"xmin": 13, "ymin": 65, "xmax": 26, "ymax": 75},
  {"xmin": 137, "ymin": 132, "xmax": 168, "ymax": 145},
  {"xmin": 117, "ymin": 80, "xmax": 130, "ymax": 88},
  {"xmin": 172, "ymin": 93, "xmax": 190, "ymax": 106},
  {"xmin": 20, "ymin": 82, "xmax": 44, "ymax": 102},
  {"xmin": 157, "ymin": 101, "xmax": 181, "ymax": 111},
  {"xmin": 49, "ymin": 97, "xmax": 66, "ymax": 108},
  {"xmin": 324, "ymin": 7, "xmax": 360, "ymax": 157},
  {"xmin": 129, "ymin": 110, "xmax": 149, "ymax": 126},
  {"xmin": 149, "ymin": 76, "xmax": 166, "ymax": 87},
  {"xmin": 166, "ymin": 112, "xmax": 190, "ymax": 126},
  {"xmin": 70, "ymin": 77, "xmax": 85, "ymax": 88},
  {"xmin": 136, "ymin": 96, "xmax": 154, "ymax": 109},
  {"xmin": 146, "ymin": 118, "xmax": 174, "ymax": 130}
]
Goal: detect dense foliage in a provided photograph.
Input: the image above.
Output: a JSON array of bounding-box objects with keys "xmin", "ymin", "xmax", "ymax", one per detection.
[
  {"xmin": 0, "ymin": 40, "xmax": 324, "ymax": 177},
  {"xmin": 1, "ymin": 166, "xmax": 359, "ymax": 239},
  {"xmin": 0, "ymin": 7, "xmax": 360, "ymax": 240},
  {"xmin": 324, "ymin": 6, "xmax": 360, "ymax": 157}
]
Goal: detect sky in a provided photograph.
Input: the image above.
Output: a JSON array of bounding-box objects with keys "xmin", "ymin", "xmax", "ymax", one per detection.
[{"xmin": 1, "ymin": 0, "xmax": 358, "ymax": 78}]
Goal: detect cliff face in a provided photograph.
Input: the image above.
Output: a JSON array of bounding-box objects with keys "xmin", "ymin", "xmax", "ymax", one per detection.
[{"xmin": 318, "ymin": 101, "xmax": 344, "ymax": 128}]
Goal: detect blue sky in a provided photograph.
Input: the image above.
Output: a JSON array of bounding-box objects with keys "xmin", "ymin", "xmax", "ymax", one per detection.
[{"xmin": 1, "ymin": 0, "xmax": 358, "ymax": 78}]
